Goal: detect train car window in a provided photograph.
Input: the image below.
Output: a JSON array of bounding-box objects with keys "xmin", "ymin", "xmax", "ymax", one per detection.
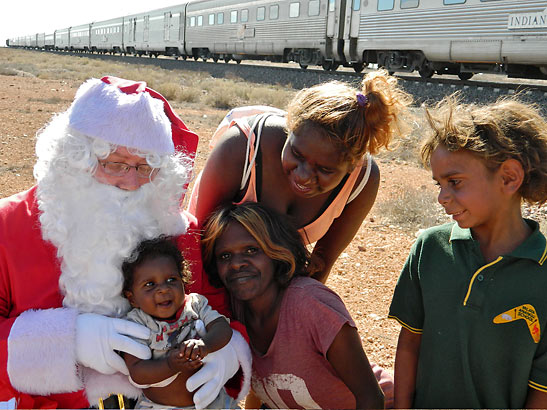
[
  {"xmin": 231, "ymin": 10, "xmax": 238, "ymax": 23},
  {"xmin": 217, "ymin": 12, "xmax": 224, "ymax": 24},
  {"xmin": 401, "ymin": 0, "xmax": 418, "ymax": 8},
  {"xmin": 257, "ymin": 6, "xmax": 266, "ymax": 20},
  {"xmin": 241, "ymin": 9, "xmax": 249, "ymax": 22},
  {"xmin": 309, "ymin": 0, "xmax": 320, "ymax": 15},
  {"xmin": 209, "ymin": 14, "xmax": 215, "ymax": 25},
  {"xmin": 270, "ymin": 4, "xmax": 279, "ymax": 19},
  {"xmin": 444, "ymin": 0, "xmax": 465, "ymax": 3},
  {"xmin": 289, "ymin": 2, "xmax": 300, "ymax": 17},
  {"xmin": 190, "ymin": 16, "xmax": 196, "ymax": 27},
  {"xmin": 378, "ymin": 0, "xmax": 394, "ymax": 10},
  {"xmin": 353, "ymin": 0, "xmax": 361, "ymax": 11},
  {"xmin": 329, "ymin": 0, "xmax": 335, "ymax": 12},
  {"xmin": 198, "ymin": 15, "xmax": 203, "ymax": 26}
]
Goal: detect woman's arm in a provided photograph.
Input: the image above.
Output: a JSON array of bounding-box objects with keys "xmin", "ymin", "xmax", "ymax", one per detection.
[
  {"xmin": 312, "ymin": 160, "xmax": 380, "ymax": 283},
  {"xmin": 191, "ymin": 126, "xmax": 248, "ymax": 223},
  {"xmin": 326, "ymin": 323, "xmax": 384, "ymax": 409},
  {"xmin": 393, "ymin": 327, "xmax": 421, "ymax": 409}
]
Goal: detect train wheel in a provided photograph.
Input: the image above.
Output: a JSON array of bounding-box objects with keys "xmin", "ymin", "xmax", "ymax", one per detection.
[
  {"xmin": 352, "ymin": 63, "xmax": 364, "ymax": 73},
  {"xmin": 418, "ymin": 67, "xmax": 434, "ymax": 79},
  {"xmin": 212, "ymin": 56, "xmax": 219, "ymax": 63},
  {"xmin": 299, "ymin": 63, "xmax": 308, "ymax": 70},
  {"xmin": 236, "ymin": 59, "xmax": 241, "ymax": 64},
  {"xmin": 224, "ymin": 57, "xmax": 231, "ymax": 63},
  {"xmin": 322, "ymin": 61, "xmax": 339, "ymax": 71},
  {"xmin": 458, "ymin": 72, "xmax": 474, "ymax": 81}
]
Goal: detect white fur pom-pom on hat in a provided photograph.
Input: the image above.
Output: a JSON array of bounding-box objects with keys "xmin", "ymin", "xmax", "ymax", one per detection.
[{"xmin": 68, "ymin": 77, "xmax": 174, "ymax": 154}]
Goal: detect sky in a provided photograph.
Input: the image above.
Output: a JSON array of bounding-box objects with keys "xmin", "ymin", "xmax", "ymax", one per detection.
[{"xmin": 1, "ymin": 1, "xmax": 187, "ymax": 46}]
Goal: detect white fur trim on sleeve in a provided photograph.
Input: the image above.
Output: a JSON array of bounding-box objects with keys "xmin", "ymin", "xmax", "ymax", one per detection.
[
  {"xmin": 7, "ymin": 308, "xmax": 83, "ymax": 394},
  {"xmin": 231, "ymin": 330, "xmax": 252, "ymax": 403},
  {"xmin": 80, "ymin": 367, "xmax": 142, "ymax": 405}
]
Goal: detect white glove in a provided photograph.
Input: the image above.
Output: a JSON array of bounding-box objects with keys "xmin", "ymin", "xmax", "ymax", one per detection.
[
  {"xmin": 186, "ymin": 333, "xmax": 240, "ymax": 410},
  {"xmin": 75, "ymin": 313, "xmax": 151, "ymax": 375}
]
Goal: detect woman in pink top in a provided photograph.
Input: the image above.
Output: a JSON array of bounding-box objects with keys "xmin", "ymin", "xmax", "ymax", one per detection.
[
  {"xmin": 189, "ymin": 70, "xmax": 412, "ymax": 283},
  {"xmin": 202, "ymin": 202, "xmax": 385, "ymax": 409}
]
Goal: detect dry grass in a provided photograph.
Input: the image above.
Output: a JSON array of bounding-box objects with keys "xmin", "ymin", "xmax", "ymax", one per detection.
[
  {"xmin": 375, "ymin": 183, "xmax": 450, "ymax": 231},
  {"xmin": 0, "ymin": 48, "xmax": 296, "ymax": 111}
]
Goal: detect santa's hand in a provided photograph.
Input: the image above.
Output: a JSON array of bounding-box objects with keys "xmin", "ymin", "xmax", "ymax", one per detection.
[
  {"xmin": 75, "ymin": 313, "xmax": 151, "ymax": 375},
  {"xmin": 186, "ymin": 335, "xmax": 240, "ymax": 410}
]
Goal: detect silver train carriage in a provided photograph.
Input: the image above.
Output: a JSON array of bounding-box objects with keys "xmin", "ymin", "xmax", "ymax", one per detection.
[
  {"xmin": 344, "ymin": 0, "xmax": 547, "ymax": 79},
  {"xmin": 6, "ymin": 0, "xmax": 547, "ymax": 79}
]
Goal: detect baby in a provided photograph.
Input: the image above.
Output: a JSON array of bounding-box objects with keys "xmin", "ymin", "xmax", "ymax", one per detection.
[{"xmin": 121, "ymin": 236, "xmax": 235, "ymax": 409}]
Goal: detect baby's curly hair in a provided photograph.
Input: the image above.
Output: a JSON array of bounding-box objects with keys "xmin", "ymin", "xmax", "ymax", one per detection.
[
  {"xmin": 286, "ymin": 69, "xmax": 413, "ymax": 162},
  {"xmin": 122, "ymin": 236, "xmax": 191, "ymax": 292},
  {"xmin": 421, "ymin": 94, "xmax": 547, "ymax": 205}
]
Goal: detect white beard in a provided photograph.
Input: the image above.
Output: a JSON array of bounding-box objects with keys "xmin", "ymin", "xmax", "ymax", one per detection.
[{"xmin": 36, "ymin": 164, "xmax": 189, "ymax": 317}]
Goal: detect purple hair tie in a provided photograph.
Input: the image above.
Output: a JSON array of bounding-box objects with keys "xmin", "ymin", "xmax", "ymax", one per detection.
[{"xmin": 356, "ymin": 92, "xmax": 368, "ymax": 107}]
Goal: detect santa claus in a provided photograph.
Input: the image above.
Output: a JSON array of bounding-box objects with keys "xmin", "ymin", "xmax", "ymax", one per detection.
[{"xmin": 0, "ymin": 77, "xmax": 250, "ymax": 409}]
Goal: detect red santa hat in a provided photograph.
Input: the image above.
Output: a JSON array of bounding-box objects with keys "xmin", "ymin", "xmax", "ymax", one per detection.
[{"xmin": 68, "ymin": 76, "xmax": 198, "ymax": 157}]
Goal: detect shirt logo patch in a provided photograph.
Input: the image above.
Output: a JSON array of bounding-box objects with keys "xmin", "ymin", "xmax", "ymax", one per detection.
[{"xmin": 493, "ymin": 304, "xmax": 540, "ymax": 343}]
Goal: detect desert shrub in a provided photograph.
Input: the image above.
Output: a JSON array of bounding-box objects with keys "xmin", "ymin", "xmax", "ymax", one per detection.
[
  {"xmin": 155, "ymin": 82, "xmax": 180, "ymax": 100},
  {"xmin": 376, "ymin": 107, "xmax": 425, "ymax": 166},
  {"xmin": 177, "ymin": 87, "xmax": 201, "ymax": 103},
  {"xmin": 205, "ymin": 90, "xmax": 239, "ymax": 109},
  {"xmin": 246, "ymin": 86, "xmax": 294, "ymax": 109},
  {"xmin": 375, "ymin": 184, "xmax": 449, "ymax": 231},
  {"xmin": 0, "ymin": 68, "xmax": 18, "ymax": 76}
]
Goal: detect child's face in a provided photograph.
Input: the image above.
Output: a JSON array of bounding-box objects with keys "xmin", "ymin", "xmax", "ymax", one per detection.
[
  {"xmin": 214, "ymin": 221, "xmax": 277, "ymax": 303},
  {"xmin": 125, "ymin": 255, "xmax": 185, "ymax": 320},
  {"xmin": 431, "ymin": 145, "xmax": 504, "ymax": 231}
]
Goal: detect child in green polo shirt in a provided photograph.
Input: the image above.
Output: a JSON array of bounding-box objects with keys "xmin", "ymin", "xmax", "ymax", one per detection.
[{"xmin": 389, "ymin": 95, "xmax": 547, "ymax": 409}]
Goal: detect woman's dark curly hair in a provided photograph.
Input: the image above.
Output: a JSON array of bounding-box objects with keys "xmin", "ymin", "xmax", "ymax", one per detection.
[
  {"xmin": 122, "ymin": 236, "xmax": 191, "ymax": 292},
  {"xmin": 201, "ymin": 202, "xmax": 312, "ymax": 289}
]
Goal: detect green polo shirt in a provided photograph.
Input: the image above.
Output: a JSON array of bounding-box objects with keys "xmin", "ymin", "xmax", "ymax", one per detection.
[{"xmin": 389, "ymin": 220, "xmax": 547, "ymax": 408}]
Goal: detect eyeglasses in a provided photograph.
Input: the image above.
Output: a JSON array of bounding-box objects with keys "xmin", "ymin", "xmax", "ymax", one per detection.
[{"xmin": 98, "ymin": 161, "xmax": 158, "ymax": 178}]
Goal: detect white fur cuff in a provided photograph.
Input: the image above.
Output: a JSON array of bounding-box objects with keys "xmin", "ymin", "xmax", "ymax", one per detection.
[
  {"xmin": 8, "ymin": 308, "xmax": 83, "ymax": 394},
  {"xmin": 231, "ymin": 330, "xmax": 252, "ymax": 403},
  {"xmin": 81, "ymin": 367, "xmax": 142, "ymax": 405}
]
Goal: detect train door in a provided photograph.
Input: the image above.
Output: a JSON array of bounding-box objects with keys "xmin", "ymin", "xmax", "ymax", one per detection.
[
  {"xmin": 326, "ymin": 0, "xmax": 345, "ymax": 62},
  {"xmin": 164, "ymin": 12, "xmax": 171, "ymax": 41},
  {"xmin": 343, "ymin": 0, "xmax": 361, "ymax": 64},
  {"xmin": 179, "ymin": 9, "xmax": 185, "ymax": 43},
  {"xmin": 144, "ymin": 15, "xmax": 150, "ymax": 43}
]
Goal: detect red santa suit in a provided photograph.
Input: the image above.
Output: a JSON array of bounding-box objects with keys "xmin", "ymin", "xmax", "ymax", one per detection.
[{"xmin": 0, "ymin": 77, "xmax": 250, "ymax": 409}]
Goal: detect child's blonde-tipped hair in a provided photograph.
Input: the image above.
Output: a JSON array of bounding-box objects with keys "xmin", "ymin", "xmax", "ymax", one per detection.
[
  {"xmin": 421, "ymin": 94, "xmax": 547, "ymax": 205},
  {"xmin": 286, "ymin": 70, "xmax": 413, "ymax": 161}
]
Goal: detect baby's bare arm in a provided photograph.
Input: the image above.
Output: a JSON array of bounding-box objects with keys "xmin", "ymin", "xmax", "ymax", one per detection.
[{"xmin": 180, "ymin": 318, "xmax": 232, "ymax": 361}]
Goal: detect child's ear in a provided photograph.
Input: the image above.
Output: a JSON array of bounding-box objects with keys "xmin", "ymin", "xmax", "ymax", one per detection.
[
  {"xmin": 499, "ymin": 159, "xmax": 524, "ymax": 195},
  {"xmin": 124, "ymin": 290, "xmax": 137, "ymax": 307}
]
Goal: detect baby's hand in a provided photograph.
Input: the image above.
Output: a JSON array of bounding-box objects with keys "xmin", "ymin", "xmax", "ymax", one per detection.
[
  {"xmin": 180, "ymin": 338, "xmax": 209, "ymax": 362},
  {"xmin": 166, "ymin": 348, "xmax": 190, "ymax": 372}
]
